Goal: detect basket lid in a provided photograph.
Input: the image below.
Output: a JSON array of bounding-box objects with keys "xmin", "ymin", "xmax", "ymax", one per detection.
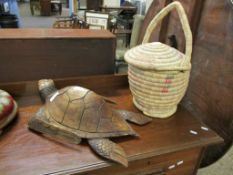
[{"xmin": 124, "ymin": 42, "xmax": 191, "ymax": 71}]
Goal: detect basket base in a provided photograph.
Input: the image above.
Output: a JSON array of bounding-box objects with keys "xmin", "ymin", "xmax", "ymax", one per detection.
[{"xmin": 133, "ymin": 98, "xmax": 177, "ymax": 118}]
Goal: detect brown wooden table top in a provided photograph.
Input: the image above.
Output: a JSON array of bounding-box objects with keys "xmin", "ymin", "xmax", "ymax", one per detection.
[
  {"xmin": 0, "ymin": 75, "xmax": 222, "ymax": 175},
  {"xmin": 0, "ymin": 29, "xmax": 115, "ymax": 39}
]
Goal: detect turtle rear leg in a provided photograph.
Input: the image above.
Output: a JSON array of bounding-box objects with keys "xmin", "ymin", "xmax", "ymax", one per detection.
[
  {"xmin": 28, "ymin": 107, "xmax": 82, "ymax": 144},
  {"xmin": 88, "ymin": 138, "xmax": 128, "ymax": 167},
  {"xmin": 115, "ymin": 110, "xmax": 152, "ymax": 125}
]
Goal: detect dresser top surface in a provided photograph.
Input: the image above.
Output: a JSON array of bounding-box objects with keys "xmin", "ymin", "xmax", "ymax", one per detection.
[
  {"xmin": 0, "ymin": 29, "xmax": 115, "ymax": 39},
  {"xmin": 0, "ymin": 75, "xmax": 223, "ymax": 175}
]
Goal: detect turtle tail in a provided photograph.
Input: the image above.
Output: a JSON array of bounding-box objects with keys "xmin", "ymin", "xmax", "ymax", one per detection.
[
  {"xmin": 88, "ymin": 138, "xmax": 128, "ymax": 167},
  {"xmin": 38, "ymin": 79, "xmax": 57, "ymax": 102}
]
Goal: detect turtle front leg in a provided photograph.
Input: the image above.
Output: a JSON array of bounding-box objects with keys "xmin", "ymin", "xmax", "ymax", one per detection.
[
  {"xmin": 115, "ymin": 110, "xmax": 152, "ymax": 125},
  {"xmin": 88, "ymin": 138, "xmax": 128, "ymax": 167},
  {"xmin": 38, "ymin": 79, "xmax": 58, "ymax": 102}
]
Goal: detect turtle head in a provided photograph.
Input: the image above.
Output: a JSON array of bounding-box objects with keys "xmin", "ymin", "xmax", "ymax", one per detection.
[{"xmin": 38, "ymin": 79, "xmax": 57, "ymax": 102}]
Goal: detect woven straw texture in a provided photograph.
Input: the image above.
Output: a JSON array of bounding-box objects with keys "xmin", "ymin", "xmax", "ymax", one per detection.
[{"xmin": 124, "ymin": 1, "xmax": 192, "ymax": 118}]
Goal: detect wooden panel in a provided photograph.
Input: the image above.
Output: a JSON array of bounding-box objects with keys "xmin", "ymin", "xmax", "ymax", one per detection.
[
  {"xmin": 0, "ymin": 29, "xmax": 115, "ymax": 39},
  {"xmin": 0, "ymin": 29, "xmax": 115, "ymax": 83},
  {"xmin": 40, "ymin": 0, "xmax": 51, "ymax": 16},
  {"xmin": 87, "ymin": 0, "xmax": 103, "ymax": 10},
  {"xmin": 80, "ymin": 147, "xmax": 202, "ymax": 175},
  {"xmin": 138, "ymin": 0, "xmax": 203, "ymax": 51},
  {"xmin": 181, "ymin": 0, "xmax": 233, "ymax": 166},
  {"xmin": 0, "ymin": 75, "xmax": 222, "ymax": 175},
  {"xmin": 138, "ymin": 0, "xmax": 169, "ymax": 44},
  {"xmin": 0, "ymin": 75, "xmax": 129, "ymax": 101},
  {"xmin": 164, "ymin": 0, "xmax": 200, "ymax": 52}
]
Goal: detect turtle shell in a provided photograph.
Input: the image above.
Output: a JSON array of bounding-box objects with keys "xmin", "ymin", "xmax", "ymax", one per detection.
[{"xmin": 44, "ymin": 86, "xmax": 136, "ymax": 138}]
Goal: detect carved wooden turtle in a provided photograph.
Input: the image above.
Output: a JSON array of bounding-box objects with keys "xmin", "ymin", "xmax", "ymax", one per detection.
[{"xmin": 28, "ymin": 79, "xmax": 151, "ymax": 166}]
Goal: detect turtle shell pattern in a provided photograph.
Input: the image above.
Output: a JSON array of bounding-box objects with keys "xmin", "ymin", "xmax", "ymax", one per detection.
[{"xmin": 44, "ymin": 86, "xmax": 136, "ymax": 138}]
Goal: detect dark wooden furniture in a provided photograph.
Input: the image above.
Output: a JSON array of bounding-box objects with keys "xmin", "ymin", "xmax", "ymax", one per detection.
[
  {"xmin": 40, "ymin": 0, "xmax": 51, "ymax": 16},
  {"xmin": 138, "ymin": 0, "xmax": 233, "ymax": 166},
  {"xmin": 53, "ymin": 16, "xmax": 89, "ymax": 29},
  {"xmin": 182, "ymin": 0, "xmax": 233, "ymax": 166},
  {"xmin": 138, "ymin": 0, "xmax": 203, "ymax": 52},
  {"xmin": 100, "ymin": 6, "xmax": 137, "ymax": 11},
  {"xmin": 0, "ymin": 75, "xmax": 222, "ymax": 175},
  {"xmin": 30, "ymin": 0, "xmax": 62, "ymax": 16},
  {"xmin": 86, "ymin": 0, "xmax": 103, "ymax": 11},
  {"xmin": 51, "ymin": 0, "xmax": 62, "ymax": 15},
  {"xmin": 0, "ymin": 29, "xmax": 115, "ymax": 83}
]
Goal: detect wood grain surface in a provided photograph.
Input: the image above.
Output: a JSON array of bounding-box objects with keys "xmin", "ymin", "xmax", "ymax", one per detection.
[
  {"xmin": 0, "ymin": 75, "xmax": 222, "ymax": 175},
  {"xmin": 0, "ymin": 29, "xmax": 116, "ymax": 83},
  {"xmin": 138, "ymin": 0, "xmax": 203, "ymax": 52},
  {"xmin": 80, "ymin": 147, "xmax": 203, "ymax": 175},
  {"xmin": 181, "ymin": 0, "xmax": 233, "ymax": 166},
  {"xmin": 138, "ymin": 0, "xmax": 169, "ymax": 44},
  {"xmin": 164, "ymin": 0, "xmax": 201, "ymax": 51},
  {"xmin": 0, "ymin": 29, "xmax": 115, "ymax": 39},
  {"xmin": 86, "ymin": 0, "xmax": 103, "ymax": 11}
]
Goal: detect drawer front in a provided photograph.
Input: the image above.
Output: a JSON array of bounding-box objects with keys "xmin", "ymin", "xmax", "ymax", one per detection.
[{"xmin": 79, "ymin": 147, "xmax": 203, "ymax": 175}]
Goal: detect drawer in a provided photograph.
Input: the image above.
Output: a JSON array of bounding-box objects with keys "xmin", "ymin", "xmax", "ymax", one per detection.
[{"xmin": 79, "ymin": 147, "xmax": 203, "ymax": 175}]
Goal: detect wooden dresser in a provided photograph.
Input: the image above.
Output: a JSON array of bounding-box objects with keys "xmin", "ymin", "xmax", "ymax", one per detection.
[
  {"xmin": 0, "ymin": 29, "xmax": 115, "ymax": 83},
  {"xmin": 0, "ymin": 75, "xmax": 222, "ymax": 175}
]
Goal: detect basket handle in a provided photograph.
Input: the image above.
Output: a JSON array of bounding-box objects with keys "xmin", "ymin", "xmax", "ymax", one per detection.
[{"xmin": 142, "ymin": 1, "xmax": 192, "ymax": 62}]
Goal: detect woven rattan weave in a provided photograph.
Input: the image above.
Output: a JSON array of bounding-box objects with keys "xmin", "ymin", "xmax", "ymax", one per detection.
[{"xmin": 125, "ymin": 1, "xmax": 193, "ymax": 118}]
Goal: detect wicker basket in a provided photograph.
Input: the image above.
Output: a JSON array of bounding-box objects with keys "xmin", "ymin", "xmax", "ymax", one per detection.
[{"xmin": 124, "ymin": 1, "xmax": 192, "ymax": 118}]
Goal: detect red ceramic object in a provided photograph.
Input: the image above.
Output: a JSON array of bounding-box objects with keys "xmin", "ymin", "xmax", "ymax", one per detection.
[{"xmin": 0, "ymin": 90, "xmax": 18, "ymax": 133}]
